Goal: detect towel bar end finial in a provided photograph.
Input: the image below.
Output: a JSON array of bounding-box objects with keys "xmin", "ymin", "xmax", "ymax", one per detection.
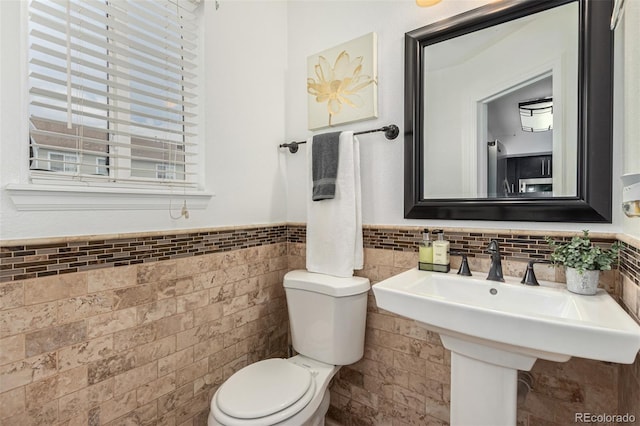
[{"xmin": 384, "ymin": 125, "xmax": 400, "ymax": 140}]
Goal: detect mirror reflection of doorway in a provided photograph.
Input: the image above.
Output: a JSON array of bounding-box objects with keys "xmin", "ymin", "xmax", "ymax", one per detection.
[{"xmin": 481, "ymin": 74, "xmax": 554, "ymax": 198}]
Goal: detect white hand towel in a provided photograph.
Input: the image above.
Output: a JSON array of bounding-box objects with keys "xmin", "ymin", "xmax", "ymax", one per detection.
[{"xmin": 306, "ymin": 131, "xmax": 363, "ymax": 277}]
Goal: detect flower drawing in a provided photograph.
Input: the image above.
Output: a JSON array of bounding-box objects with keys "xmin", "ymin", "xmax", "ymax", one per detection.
[{"xmin": 307, "ymin": 50, "xmax": 376, "ymax": 126}]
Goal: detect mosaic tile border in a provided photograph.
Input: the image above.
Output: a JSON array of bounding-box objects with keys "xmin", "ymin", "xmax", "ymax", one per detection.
[
  {"xmin": 289, "ymin": 223, "xmax": 618, "ymax": 257},
  {"xmin": 1, "ymin": 225, "xmax": 287, "ymax": 282},
  {"xmin": 1, "ymin": 224, "xmax": 636, "ymax": 285},
  {"xmin": 620, "ymin": 241, "xmax": 640, "ymax": 287}
]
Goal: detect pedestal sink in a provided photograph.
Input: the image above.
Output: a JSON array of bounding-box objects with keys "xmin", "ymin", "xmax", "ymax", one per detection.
[{"xmin": 372, "ymin": 269, "xmax": 640, "ymax": 426}]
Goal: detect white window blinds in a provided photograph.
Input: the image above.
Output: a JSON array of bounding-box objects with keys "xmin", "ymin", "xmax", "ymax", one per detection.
[{"xmin": 28, "ymin": 0, "xmax": 199, "ymax": 187}]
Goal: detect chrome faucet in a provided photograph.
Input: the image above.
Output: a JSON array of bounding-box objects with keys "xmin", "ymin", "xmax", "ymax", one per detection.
[{"xmin": 486, "ymin": 240, "xmax": 505, "ymax": 282}]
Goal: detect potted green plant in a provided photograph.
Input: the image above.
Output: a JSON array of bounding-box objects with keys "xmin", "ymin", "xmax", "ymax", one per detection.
[{"xmin": 545, "ymin": 230, "xmax": 621, "ymax": 295}]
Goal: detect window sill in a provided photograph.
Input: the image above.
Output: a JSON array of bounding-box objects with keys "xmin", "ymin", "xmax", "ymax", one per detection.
[{"xmin": 5, "ymin": 184, "xmax": 213, "ymax": 211}]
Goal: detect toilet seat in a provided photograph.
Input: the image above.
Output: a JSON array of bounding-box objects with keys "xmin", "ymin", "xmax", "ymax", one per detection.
[{"xmin": 212, "ymin": 358, "xmax": 317, "ymax": 426}]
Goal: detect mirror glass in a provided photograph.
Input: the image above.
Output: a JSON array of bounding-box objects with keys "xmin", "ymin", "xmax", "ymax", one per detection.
[
  {"xmin": 404, "ymin": 0, "xmax": 614, "ymax": 222},
  {"xmin": 422, "ymin": 2, "xmax": 578, "ymax": 200}
]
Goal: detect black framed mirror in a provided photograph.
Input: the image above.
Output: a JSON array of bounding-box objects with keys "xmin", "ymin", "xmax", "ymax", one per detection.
[{"xmin": 404, "ymin": 0, "xmax": 613, "ymax": 222}]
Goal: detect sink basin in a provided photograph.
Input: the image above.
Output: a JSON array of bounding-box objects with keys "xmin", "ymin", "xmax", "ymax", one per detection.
[
  {"xmin": 373, "ymin": 268, "xmax": 640, "ymax": 364},
  {"xmin": 372, "ymin": 268, "xmax": 640, "ymax": 426}
]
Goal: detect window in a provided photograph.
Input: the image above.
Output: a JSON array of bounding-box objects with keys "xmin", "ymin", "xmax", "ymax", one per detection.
[
  {"xmin": 28, "ymin": 0, "xmax": 200, "ymax": 188},
  {"xmin": 49, "ymin": 151, "xmax": 78, "ymax": 173},
  {"xmin": 156, "ymin": 163, "xmax": 176, "ymax": 180},
  {"xmin": 96, "ymin": 157, "xmax": 108, "ymax": 176}
]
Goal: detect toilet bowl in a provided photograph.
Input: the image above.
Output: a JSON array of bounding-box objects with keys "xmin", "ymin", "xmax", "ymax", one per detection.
[
  {"xmin": 208, "ymin": 270, "xmax": 370, "ymax": 426},
  {"xmin": 208, "ymin": 356, "xmax": 338, "ymax": 426}
]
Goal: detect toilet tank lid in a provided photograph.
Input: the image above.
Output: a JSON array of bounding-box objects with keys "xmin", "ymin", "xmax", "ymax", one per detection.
[{"xmin": 283, "ymin": 270, "xmax": 370, "ymax": 297}]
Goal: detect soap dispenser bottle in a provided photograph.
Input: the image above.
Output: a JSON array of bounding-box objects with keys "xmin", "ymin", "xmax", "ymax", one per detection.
[
  {"xmin": 418, "ymin": 229, "xmax": 433, "ymax": 271},
  {"xmin": 432, "ymin": 230, "xmax": 450, "ymax": 272}
]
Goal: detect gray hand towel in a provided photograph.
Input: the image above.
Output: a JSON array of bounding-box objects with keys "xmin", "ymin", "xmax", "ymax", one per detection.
[{"xmin": 312, "ymin": 131, "xmax": 341, "ymax": 201}]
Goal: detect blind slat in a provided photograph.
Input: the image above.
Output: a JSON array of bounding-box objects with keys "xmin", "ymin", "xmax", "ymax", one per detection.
[
  {"xmin": 30, "ymin": 153, "xmax": 197, "ymax": 169},
  {"xmin": 30, "ymin": 87, "xmax": 197, "ymax": 125},
  {"xmin": 29, "ymin": 15, "xmax": 197, "ymax": 72},
  {"xmin": 29, "ymin": 8, "xmax": 197, "ymax": 67},
  {"xmin": 30, "ymin": 28, "xmax": 197, "ymax": 81},
  {"xmin": 30, "ymin": 128, "xmax": 198, "ymax": 152},
  {"xmin": 30, "ymin": 44, "xmax": 198, "ymax": 94},
  {"xmin": 30, "ymin": 103, "xmax": 197, "ymax": 138},
  {"xmin": 29, "ymin": 171, "xmax": 199, "ymax": 186},
  {"xmin": 30, "ymin": 73, "xmax": 196, "ymax": 118},
  {"xmin": 37, "ymin": 0, "xmax": 198, "ymax": 49},
  {"xmin": 30, "ymin": 60, "xmax": 196, "ymax": 108},
  {"xmin": 125, "ymin": 0, "xmax": 199, "ymax": 36},
  {"xmin": 30, "ymin": 115, "xmax": 196, "ymax": 147},
  {"xmin": 30, "ymin": 128, "xmax": 198, "ymax": 154},
  {"xmin": 30, "ymin": 156, "xmax": 196, "ymax": 168}
]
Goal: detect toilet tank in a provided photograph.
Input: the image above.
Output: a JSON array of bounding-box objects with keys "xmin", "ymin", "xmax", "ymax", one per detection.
[{"xmin": 283, "ymin": 270, "xmax": 370, "ymax": 366}]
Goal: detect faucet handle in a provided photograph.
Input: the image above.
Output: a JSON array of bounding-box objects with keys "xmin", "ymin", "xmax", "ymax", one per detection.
[
  {"xmin": 520, "ymin": 260, "xmax": 552, "ymax": 286},
  {"xmin": 451, "ymin": 251, "xmax": 472, "ymax": 276}
]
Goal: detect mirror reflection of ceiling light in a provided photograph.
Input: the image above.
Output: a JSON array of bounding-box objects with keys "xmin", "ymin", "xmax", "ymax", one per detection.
[
  {"xmin": 416, "ymin": 0, "xmax": 442, "ymax": 6},
  {"xmin": 519, "ymin": 97, "xmax": 553, "ymax": 132}
]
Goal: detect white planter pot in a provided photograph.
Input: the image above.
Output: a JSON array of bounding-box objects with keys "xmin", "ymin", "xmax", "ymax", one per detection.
[{"xmin": 565, "ymin": 267, "xmax": 600, "ymax": 295}]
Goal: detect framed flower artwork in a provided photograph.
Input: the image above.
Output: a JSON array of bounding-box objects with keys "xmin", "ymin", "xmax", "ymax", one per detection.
[{"xmin": 307, "ymin": 32, "xmax": 378, "ymax": 130}]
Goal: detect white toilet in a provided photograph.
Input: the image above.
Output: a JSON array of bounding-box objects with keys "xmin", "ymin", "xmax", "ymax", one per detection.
[{"xmin": 208, "ymin": 269, "xmax": 370, "ymax": 426}]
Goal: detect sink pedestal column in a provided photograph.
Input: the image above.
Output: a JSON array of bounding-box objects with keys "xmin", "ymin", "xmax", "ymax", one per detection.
[
  {"xmin": 441, "ymin": 335, "xmax": 537, "ymax": 426},
  {"xmin": 451, "ymin": 352, "xmax": 518, "ymax": 425}
]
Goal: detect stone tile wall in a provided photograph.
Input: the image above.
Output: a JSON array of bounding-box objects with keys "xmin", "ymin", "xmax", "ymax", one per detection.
[
  {"xmin": 618, "ymin": 237, "xmax": 640, "ymax": 425},
  {"xmin": 2, "ymin": 224, "xmax": 639, "ymax": 426},
  {"xmin": 0, "ymin": 243, "xmax": 290, "ymax": 425}
]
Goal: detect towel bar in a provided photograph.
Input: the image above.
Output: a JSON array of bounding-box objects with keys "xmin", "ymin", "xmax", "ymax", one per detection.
[{"xmin": 279, "ymin": 124, "xmax": 399, "ymax": 154}]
